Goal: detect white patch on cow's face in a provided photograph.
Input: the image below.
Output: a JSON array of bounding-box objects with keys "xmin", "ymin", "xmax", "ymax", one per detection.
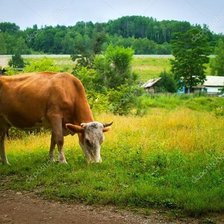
[{"xmin": 79, "ymin": 122, "xmax": 104, "ymax": 163}]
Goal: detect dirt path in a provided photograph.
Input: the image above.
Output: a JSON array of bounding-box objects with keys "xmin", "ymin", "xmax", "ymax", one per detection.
[{"xmin": 0, "ymin": 190, "xmax": 223, "ymax": 224}]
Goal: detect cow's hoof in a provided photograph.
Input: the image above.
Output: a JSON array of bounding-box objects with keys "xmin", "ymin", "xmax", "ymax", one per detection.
[
  {"xmin": 2, "ymin": 161, "xmax": 11, "ymax": 166},
  {"xmin": 58, "ymin": 160, "xmax": 68, "ymax": 164},
  {"xmin": 48, "ymin": 158, "xmax": 56, "ymax": 163}
]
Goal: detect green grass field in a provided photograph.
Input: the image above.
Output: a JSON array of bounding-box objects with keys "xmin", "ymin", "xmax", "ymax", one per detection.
[
  {"xmin": 0, "ymin": 55, "xmax": 223, "ymax": 217},
  {"xmin": 132, "ymin": 56, "xmax": 172, "ymax": 81},
  {"xmin": 1, "ymin": 103, "xmax": 224, "ymax": 216},
  {"xmin": 1, "ymin": 54, "xmax": 212, "ymax": 82},
  {"xmin": 132, "ymin": 56, "xmax": 212, "ymax": 82}
]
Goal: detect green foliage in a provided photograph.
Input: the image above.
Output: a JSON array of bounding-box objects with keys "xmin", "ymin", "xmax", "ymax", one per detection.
[
  {"xmin": 72, "ymin": 45, "xmax": 137, "ymax": 90},
  {"xmin": 72, "ymin": 45, "xmax": 142, "ymax": 115},
  {"xmin": 71, "ymin": 54, "xmax": 95, "ymax": 69},
  {"xmin": 108, "ymin": 84, "xmax": 143, "ymax": 115},
  {"xmin": 0, "ymin": 33, "xmax": 7, "ymax": 54},
  {"xmin": 24, "ymin": 57, "xmax": 61, "ymax": 72},
  {"xmin": 105, "ymin": 45, "xmax": 133, "ymax": 74},
  {"xmin": 8, "ymin": 53, "xmax": 25, "ymax": 68},
  {"xmin": 106, "ymin": 16, "xmax": 192, "ymax": 43},
  {"xmin": 0, "ymin": 17, "xmax": 220, "ymax": 55},
  {"xmin": 156, "ymin": 71, "xmax": 177, "ymax": 93},
  {"xmin": 171, "ymin": 28, "xmax": 210, "ymax": 92},
  {"xmin": 0, "ymin": 24, "xmax": 30, "ymax": 54},
  {"xmin": 73, "ymin": 66, "xmax": 97, "ymax": 91},
  {"xmin": 95, "ymin": 45, "xmax": 137, "ymax": 89},
  {"xmin": 87, "ymin": 91, "xmax": 110, "ymax": 114},
  {"xmin": 210, "ymin": 39, "xmax": 224, "ymax": 76},
  {"xmin": 0, "ymin": 22, "xmax": 20, "ymax": 33}
]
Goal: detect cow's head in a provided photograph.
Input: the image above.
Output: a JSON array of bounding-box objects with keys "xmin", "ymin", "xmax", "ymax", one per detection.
[{"xmin": 66, "ymin": 122, "xmax": 112, "ymax": 163}]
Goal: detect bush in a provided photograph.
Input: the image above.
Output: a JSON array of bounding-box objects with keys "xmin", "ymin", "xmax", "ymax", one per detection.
[
  {"xmin": 24, "ymin": 57, "xmax": 61, "ymax": 72},
  {"xmin": 108, "ymin": 84, "xmax": 143, "ymax": 115},
  {"xmin": 94, "ymin": 45, "xmax": 137, "ymax": 89},
  {"xmin": 157, "ymin": 71, "xmax": 177, "ymax": 93},
  {"xmin": 73, "ymin": 66, "xmax": 97, "ymax": 91},
  {"xmin": 8, "ymin": 53, "xmax": 25, "ymax": 69}
]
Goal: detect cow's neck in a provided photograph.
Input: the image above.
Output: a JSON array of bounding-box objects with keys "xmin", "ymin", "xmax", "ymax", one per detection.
[{"xmin": 74, "ymin": 100, "xmax": 94, "ymax": 125}]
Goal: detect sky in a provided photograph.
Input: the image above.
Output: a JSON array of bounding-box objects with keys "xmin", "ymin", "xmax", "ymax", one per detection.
[{"xmin": 1, "ymin": 0, "xmax": 224, "ymax": 33}]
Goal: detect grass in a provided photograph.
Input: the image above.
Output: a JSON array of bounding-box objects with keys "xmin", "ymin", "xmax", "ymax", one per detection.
[
  {"xmin": 132, "ymin": 56, "xmax": 213, "ymax": 82},
  {"xmin": 132, "ymin": 57, "xmax": 172, "ymax": 81},
  {"xmin": 138, "ymin": 94, "xmax": 224, "ymax": 113},
  {"xmin": 23, "ymin": 55, "xmax": 173, "ymax": 81},
  {"xmin": 1, "ymin": 54, "xmax": 213, "ymax": 82},
  {"xmin": 1, "ymin": 108, "xmax": 224, "ymax": 216},
  {"xmin": 0, "ymin": 55, "xmax": 223, "ymax": 216}
]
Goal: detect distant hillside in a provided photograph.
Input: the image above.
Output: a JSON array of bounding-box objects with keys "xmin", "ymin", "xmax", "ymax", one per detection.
[{"xmin": 0, "ymin": 16, "xmax": 222, "ymax": 55}]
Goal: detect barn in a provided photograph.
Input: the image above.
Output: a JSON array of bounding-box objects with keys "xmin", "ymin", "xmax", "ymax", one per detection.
[{"xmin": 141, "ymin": 78, "xmax": 161, "ymax": 93}]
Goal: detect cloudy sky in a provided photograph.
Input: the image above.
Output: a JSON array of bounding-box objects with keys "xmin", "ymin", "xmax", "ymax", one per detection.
[{"xmin": 1, "ymin": 0, "xmax": 224, "ymax": 33}]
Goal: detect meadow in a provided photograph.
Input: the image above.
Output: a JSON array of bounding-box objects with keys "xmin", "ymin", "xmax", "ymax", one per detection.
[
  {"xmin": 1, "ymin": 99, "xmax": 224, "ymax": 216},
  {"xmin": 1, "ymin": 54, "xmax": 212, "ymax": 82},
  {"xmin": 132, "ymin": 56, "xmax": 173, "ymax": 81},
  {"xmin": 0, "ymin": 55, "xmax": 224, "ymax": 217}
]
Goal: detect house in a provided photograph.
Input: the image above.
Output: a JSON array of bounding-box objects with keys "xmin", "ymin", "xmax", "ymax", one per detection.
[
  {"xmin": 193, "ymin": 76, "xmax": 224, "ymax": 95},
  {"xmin": 141, "ymin": 78, "xmax": 161, "ymax": 93}
]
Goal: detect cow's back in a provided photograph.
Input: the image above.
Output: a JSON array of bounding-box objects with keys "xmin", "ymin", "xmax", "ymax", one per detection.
[{"xmin": 0, "ymin": 72, "xmax": 88, "ymax": 128}]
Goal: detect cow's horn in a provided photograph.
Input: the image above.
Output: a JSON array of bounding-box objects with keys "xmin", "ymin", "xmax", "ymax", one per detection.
[
  {"xmin": 81, "ymin": 123, "xmax": 87, "ymax": 128},
  {"xmin": 103, "ymin": 122, "xmax": 113, "ymax": 127}
]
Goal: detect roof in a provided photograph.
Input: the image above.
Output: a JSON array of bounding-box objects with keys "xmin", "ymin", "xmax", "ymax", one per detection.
[
  {"xmin": 204, "ymin": 76, "xmax": 224, "ymax": 87},
  {"xmin": 142, "ymin": 78, "xmax": 161, "ymax": 88}
]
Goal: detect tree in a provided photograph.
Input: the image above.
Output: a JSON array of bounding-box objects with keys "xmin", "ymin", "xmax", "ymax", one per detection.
[
  {"xmin": 156, "ymin": 71, "xmax": 177, "ymax": 93},
  {"xmin": 94, "ymin": 45, "xmax": 137, "ymax": 89},
  {"xmin": 171, "ymin": 28, "xmax": 210, "ymax": 93},
  {"xmin": 0, "ymin": 22, "xmax": 20, "ymax": 33},
  {"xmin": 24, "ymin": 58, "xmax": 60, "ymax": 72},
  {"xmin": 8, "ymin": 53, "xmax": 25, "ymax": 69},
  {"xmin": 210, "ymin": 39, "xmax": 224, "ymax": 76},
  {"xmin": 0, "ymin": 33, "xmax": 7, "ymax": 54}
]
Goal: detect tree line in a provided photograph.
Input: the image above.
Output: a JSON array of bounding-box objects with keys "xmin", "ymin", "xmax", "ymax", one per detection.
[{"xmin": 0, "ymin": 16, "xmax": 222, "ymax": 55}]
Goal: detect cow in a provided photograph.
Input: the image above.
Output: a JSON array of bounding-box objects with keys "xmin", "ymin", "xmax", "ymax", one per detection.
[{"xmin": 0, "ymin": 72, "xmax": 112, "ymax": 165}]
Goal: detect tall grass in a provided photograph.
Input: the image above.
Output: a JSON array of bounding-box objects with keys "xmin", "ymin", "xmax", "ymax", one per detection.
[
  {"xmin": 132, "ymin": 57, "xmax": 172, "ymax": 81},
  {"xmin": 1, "ymin": 109, "xmax": 224, "ymax": 216}
]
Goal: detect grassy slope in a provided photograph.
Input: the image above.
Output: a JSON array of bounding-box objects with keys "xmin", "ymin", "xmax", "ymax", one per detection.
[
  {"xmin": 22, "ymin": 55, "xmax": 212, "ymax": 82},
  {"xmin": 132, "ymin": 56, "xmax": 213, "ymax": 82},
  {"xmin": 1, "ymin": 107, "xmax": 224, "ymax": 216},
  {"xmin": 132, "ymin": 57, "xmax": 172, "ymax": 82}
]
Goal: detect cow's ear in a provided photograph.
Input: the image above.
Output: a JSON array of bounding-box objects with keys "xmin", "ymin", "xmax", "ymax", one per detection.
[
  {"xmin": 103, "ymin": 121, "xmax": 113, "ymax": 132},
  {"xmin": 103, "ymin": 127, "xmax": 111, "ymax": 132},
  {"xmin": 66, "ymin": 124, "xmax": 84, "ymax": 134}
]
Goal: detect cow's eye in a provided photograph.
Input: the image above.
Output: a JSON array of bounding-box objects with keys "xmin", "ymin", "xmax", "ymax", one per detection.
[{"xmin": 86, "ymin": 139, "xmax": 92, "ymax": 147}]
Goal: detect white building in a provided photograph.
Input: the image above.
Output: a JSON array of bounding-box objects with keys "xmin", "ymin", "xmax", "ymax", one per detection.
[{"xmin": 194, "ymin": 76, "xmax": 224, "ymax": 94}]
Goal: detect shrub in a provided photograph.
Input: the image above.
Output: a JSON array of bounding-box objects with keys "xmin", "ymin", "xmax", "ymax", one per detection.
[
  {"xmin": 73, "ymin": 66, "xmax": 98, "ymax": 91},
  {"xmin": 156, "ymin": 71, "xmax": 177, "ymax": 93},
  {"xmin": 94, "ymin": 45, "xmax": 137, "ymax": 89},
  {"xmin": 24, "ymin": 57, "xmax": 61, "ymax": 72},
  {"xmin": 8, "ymin": 53, "xmax": 25, "ymax": 69},
  {"xmin": 108, "ymin": 84, "xmax": 143, "ymax": 115}
]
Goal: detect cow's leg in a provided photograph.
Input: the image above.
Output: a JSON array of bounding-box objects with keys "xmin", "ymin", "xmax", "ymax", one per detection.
[
  {"xmin": 49, "ymin": 134, "xmax": 56, "ymax": 162},
  {"xmin": 48, "ymin": 115, "xmax": 67, "ymax": 164},
  {"xmin": 0, "ymin": 130, "xmax": 9, "ymax": 165}
]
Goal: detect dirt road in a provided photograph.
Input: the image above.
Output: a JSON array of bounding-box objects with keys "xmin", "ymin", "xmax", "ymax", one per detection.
[{"xmin": 0, "ymin": 190, "xmax": 223, "ymax": 224}]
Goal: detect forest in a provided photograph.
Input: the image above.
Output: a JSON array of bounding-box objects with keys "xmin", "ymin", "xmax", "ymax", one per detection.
[{"xmin": 0, "ymin": 15, "xmax": 222, "ymax": 55}]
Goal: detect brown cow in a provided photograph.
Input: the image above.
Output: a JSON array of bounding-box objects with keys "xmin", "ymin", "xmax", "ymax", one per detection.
[{"xmin": 0, "ymin": 72, "xmax": 112, "ymax": 165}]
